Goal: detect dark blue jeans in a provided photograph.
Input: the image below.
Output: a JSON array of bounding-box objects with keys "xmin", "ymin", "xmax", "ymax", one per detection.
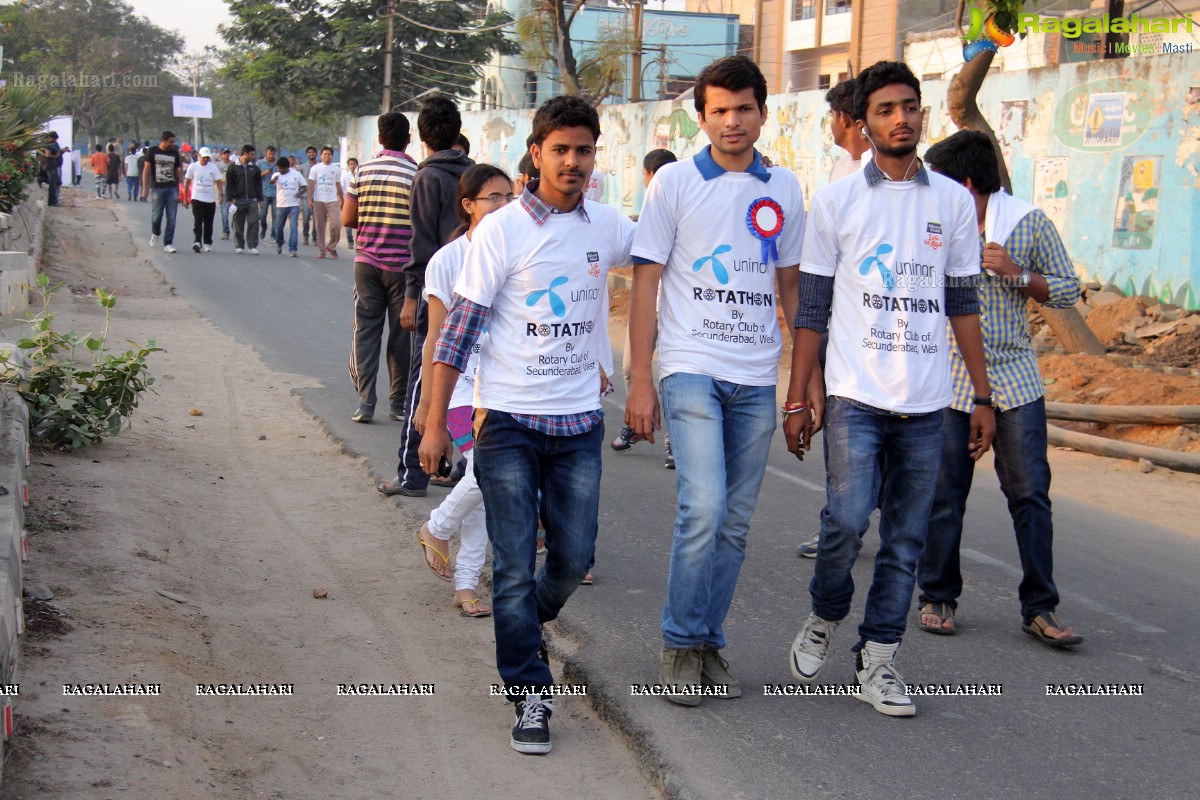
[
  {"xmin": 918, "ymin": 398, "xmax": 1058, "ymax": 621},
  {"xmin": 811, "ymin": 396, "xmax": 943, "ymax": 649},
  {"xmin": 473, "ymin": 410, "xmax": 603, "ymax": 697}
]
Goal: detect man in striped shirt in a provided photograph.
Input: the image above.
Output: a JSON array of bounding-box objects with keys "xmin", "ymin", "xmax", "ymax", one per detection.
[
  {"xmin": 917, "ymin": 130, "xmax": 1084, "ymax": 648},
  {"xmin": 342, "ymin": 112, "xmax": 417, "ymax": 424}
]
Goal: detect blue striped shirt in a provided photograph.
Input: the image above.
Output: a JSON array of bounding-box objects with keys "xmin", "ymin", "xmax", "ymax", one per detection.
[{"xmin": 948, "ymin": 208, "xmax": 1081, "ymax": 413}]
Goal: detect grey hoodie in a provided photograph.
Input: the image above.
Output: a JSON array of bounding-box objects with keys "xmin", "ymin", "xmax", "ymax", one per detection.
[{"xmin": 405, "ymin": 149, "xmax": 474, "ymax": 300}]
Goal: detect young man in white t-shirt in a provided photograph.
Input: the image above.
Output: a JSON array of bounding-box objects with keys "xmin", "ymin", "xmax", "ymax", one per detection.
[
  {"xmin": 271, "ymin": 157, "xmax": 307, "ymax": 256},
  {"xmin": 418, "ymin": 96, "xmax": 633, "ymax": 756},
  {"xmin": 183, "ymin": 147, "xmax": 224, "ymax": 253},
  {"xmin": 307, "ymin": 146, "xmax": 343, "ymax": 259},
  {"xmin": 784, "ymin": 61, "xmax": 995, "ymax": 717},
  {"xmin": 625, "ymin": 55, "xmax": 809, "ymax": 705}
]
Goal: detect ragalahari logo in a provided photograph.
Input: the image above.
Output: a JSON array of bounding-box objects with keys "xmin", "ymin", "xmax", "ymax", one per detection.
[
  {"xmin": 963, "ymin": 7, "xmax": 1017, "ymax": 62},
  {"xmin": 526, "ymin": 276, "xmax": 569, "ymax": 318}
]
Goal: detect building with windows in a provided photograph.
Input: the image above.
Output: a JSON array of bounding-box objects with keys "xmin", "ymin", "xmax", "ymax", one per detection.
[{"xmin": 476, "ymin": 0, "xmax": 740, "ymax": 110}]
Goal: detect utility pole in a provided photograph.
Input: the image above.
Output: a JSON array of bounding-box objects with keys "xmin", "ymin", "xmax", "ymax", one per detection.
[
  {"xmin": 630, "ymin": 0, "xmax": 644, "ymax": 102},
  {"xmin": 191, "ymin": 64, "xmax": 200, "ymax": 147},
  {"xmin": 657, "ymin": 44, "xmax": 667, "ymax": 100},
  {"xmin": 382, "ymin": 0, "xmax": 395, "ymax": 112}
]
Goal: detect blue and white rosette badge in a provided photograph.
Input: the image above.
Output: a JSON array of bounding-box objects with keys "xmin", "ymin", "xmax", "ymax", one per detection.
[{"xmin": 746, "ymin": 197, "xmax": 784, "ymax": 265}]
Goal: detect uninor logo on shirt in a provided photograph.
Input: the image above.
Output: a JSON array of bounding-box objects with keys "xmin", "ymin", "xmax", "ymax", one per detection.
[
  {"xmin": 858, "ymin": 243, "xmax": 896, "ymax": 290},
  {"xmin": 692, "ymin": 245, "xmax": 733, "ymax": 285},
  {"xmin": 526, "ymin": 276, "xmax": 570, "ymax": 318}
]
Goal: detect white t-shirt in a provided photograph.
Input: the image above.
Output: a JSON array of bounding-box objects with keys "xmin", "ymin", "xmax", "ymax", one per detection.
[
  {"xmin": 455, "ymin": 199, "xmax": 634, "ymax": 416},
  {"xmin": 185, "ymin": 161, "xmax": 223, "ymax": 203},
  {"xmin": 800, "ymin": 168, "xmax": 979, "ymax": 414},
  {"xmin": 424, "ymin": 236, "xmax": 479, "ymax": 410},
  {"xmin": 631, "ymin": 155, "xmax": 806, "ymax": 386},
  {"xmin": 271, "ymin": 170, "xmax": 307, "ymax": 208},
  {"xmin": 123, "ymin": 153, "xmax": 140, "ymax": 177},
  {"xmin": 308, "ymin": 162, "xmax": 342, "ymax": 203},
  {"xmin": 828, "ymin": 154, "xmax": 863, "ymax": 182}
]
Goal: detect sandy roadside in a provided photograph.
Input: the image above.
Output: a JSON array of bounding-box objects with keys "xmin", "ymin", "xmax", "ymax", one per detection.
[{"xmin": 0, "ymin": 198, "xmax": 664, "ymax": 799}]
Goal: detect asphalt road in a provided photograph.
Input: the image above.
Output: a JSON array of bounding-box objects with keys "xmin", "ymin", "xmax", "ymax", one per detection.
[{"xmin": 125, "ymin": 203, "xmax": 1199, "ymax": 799}]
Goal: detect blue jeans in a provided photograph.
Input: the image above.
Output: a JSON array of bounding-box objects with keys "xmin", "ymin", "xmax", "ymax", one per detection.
[
  {"xmin": 918, "ymin": 398, "xmax": 1058, "ymax": 621},
  {"xmin": 274, "ymin": 205, "xmax": 299, "ymax": 252},
  {"xmin": 659, "ymin": 373, "xmax": 776, "ymax": 649},
  {"xmin": 473, "ymin": 410, "xmax": 603, "ymax": 698},
  {"xmin": 811, "ymin": 395, "xmax": 943, "ymax": 648},
  {"xmin": 124, "ymin": 177, "xmax": 138, "ymax": 201},
  {"xmin": 220, "ymin": 197, "xmax": 230, "ymax": 234},
  {"xmin": 260, "ymin": 195, "xmax": 276, "ymax": 237},
  {"xmin": 150, "ymin": 187, "xmax": 179, "ymax": 245}
]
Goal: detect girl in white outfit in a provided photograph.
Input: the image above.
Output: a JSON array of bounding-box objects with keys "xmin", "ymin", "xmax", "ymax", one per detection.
[{"xmin": 414, "ymin": 164, "xmax": 515, "ymax": 617}]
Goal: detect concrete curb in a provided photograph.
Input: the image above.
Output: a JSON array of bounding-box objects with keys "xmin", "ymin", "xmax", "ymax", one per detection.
[{"xmin": 0, "ymin": 383, "xmax": 29, "ymax": 783}]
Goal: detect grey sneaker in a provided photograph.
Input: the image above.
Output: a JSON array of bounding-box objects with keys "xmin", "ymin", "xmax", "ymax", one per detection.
[
  {"xmin": 660, "ymin": 646, "xmax": 703, "ymax": 706},
  {"xmin": 855, "ymin": 641, "xmax": 915, "ymax": 717},
  {"xmin": 790, "ymin": 613, "xmax": 839, "ymax": 683},
  {"xmin": 664, "ymin": 435, "xmax": 675, "ymax": 469},
  {"xmin": 352, "ymin": 404, "xmax": 374, "ymax": 423},
  {"xmin": 796, "ymin": 532, "xmax": 820, "ymax": 558},
  {"xmin": 699, "ymin": 644, "xmax": 741, "ymax": 698},
  {"xmin": 149, "ymin": 234, "xmax": 158, "ymax": 247},
  {"xmin": 388, "ymin": 403, "xmax": 406, "ymax": 421},
  {"xmin": 511, "ymin": 694, "xmax": 553, "ymax": 755}
]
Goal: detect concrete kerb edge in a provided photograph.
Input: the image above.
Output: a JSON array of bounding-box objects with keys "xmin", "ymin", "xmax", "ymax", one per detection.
[{"xmin": 549, "ymin": 617, "xmax": 697, "ymax": 800}]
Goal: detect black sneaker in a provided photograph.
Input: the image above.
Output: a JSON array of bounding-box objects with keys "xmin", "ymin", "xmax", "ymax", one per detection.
[
  {"xmin": 352, "ymin": 404, "xmax": 374, "ymax": 423},
  {"xmin": 192, "ymin": 242, "xmax": 201, "ymax": 253},
  {"xmin": 610, "ymin": 425, "xmax": 644, "ymax": 452},
  {"xmin": 511, "ymin": 694, "xmax": 553, "ymax": 754},
  {"xmin": 388, "ymin": 404, "xmax": 406, "ymax": 421}
]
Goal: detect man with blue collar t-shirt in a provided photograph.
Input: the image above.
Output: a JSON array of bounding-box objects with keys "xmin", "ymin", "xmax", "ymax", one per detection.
[
  {"xmin": 419, "ymin": 96, "xmax": 632, "ymax": 756},
  {"xmin": 625, "ymin": 55, "xmax": 812, "ymax": 707}
]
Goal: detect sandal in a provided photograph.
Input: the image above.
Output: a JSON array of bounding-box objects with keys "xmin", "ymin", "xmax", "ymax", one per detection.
[
  {"xmin": 415, "ymin": 524, "xmax": 452, "ymax": 582},
  {"xmin": 1022, "ymin": 611, "xmax": 1083, "ymax": 648},
  {"xmin": 918, "ymin": 602, "xmax": 956, "ymax": 635},
  {"xmin": 456, "ymin": 596, "xmax": 492, "ymax": 618}
]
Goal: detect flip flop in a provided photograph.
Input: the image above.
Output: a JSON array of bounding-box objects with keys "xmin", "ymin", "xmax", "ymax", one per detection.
[
  {"xmin": 456, "ymin": 597, "xmax": 492, "ymax": 618},
  {"xmin": 415, "ymin": 524, "xmax": 452, "ymax": 582},
  {"xmin": 580, "ymin": 572, "xmax": 594, "ymax": 585},
  {"xmin": 1022, "ymin": 612, "xmax": 1083, "ymax": 648},
  {"xmin": 918, "ymin": 602, "xmax": 956, "ymax": 635}
]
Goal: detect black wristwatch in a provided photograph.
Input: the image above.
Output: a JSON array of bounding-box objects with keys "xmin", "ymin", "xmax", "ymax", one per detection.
[{"xmin": 973, "ymin": 395, "xmax": 994, "ymax": 408}]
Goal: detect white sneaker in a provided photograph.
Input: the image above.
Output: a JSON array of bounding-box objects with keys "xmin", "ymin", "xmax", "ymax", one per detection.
[
  {"xmin": 249, "ymin": 248, "xmax": 259, "ymax": 255},
  {"xmin": 790, "ymin": 612, "xmax": 839, "ymax": 683},
  {"xmin": 854, "ymin": 641, "xmax": 915, "ymax": 717},
  {"xmin": 149, "ymin": 234, "xmax": 158, "ymax": 247},
  {"xmin": 163, "ymin": 244, "xmax": 177, "ymax": 253},
  {"xmin": 192, "ymin": 242, "xmax": 201, "ymax": 253},
  {"xmin": 234, "ymin": 247, "xmax": 244, "ymax": 254},
  {"xmin": 202, "ymin": 245, "xmax": 212, "ymax": 253}
]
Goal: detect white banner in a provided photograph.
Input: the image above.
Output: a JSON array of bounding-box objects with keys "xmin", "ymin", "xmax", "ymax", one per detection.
[{"xmin": 172, "ymin": 95, "xmax": 213, "ymax": 119}]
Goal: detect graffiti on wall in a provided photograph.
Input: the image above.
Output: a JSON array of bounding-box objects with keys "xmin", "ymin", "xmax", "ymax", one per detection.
[
  {"xmin": 1032, "ymin": 157, "xmax": 1070, "ymax": 240},
  {"xmin": 1112, "ymin": 156, "xmax": 1161, "ymax": 250}
]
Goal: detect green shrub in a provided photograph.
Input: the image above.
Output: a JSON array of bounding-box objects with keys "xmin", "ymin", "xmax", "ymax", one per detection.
[{"xmin": 5, "ymin": 274, "xmax": 163, "ymax": 449}]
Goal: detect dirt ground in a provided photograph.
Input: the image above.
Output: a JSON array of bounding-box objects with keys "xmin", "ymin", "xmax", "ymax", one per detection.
[{"xmin": 0, "ymin": 197, "xmax": 664, "ymax": 798}]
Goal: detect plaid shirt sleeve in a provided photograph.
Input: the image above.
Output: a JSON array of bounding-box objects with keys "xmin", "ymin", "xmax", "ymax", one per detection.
[
  {"xmin": 434, "ymin": 295, "xmax": 489, "ymax": 372},
  {"xmin": 1024, "ymin": 211, "xmax": 1081, "ymax": 309}
]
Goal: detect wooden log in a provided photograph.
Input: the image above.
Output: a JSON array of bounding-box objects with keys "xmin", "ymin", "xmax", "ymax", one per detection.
[
  {"xmin": 1046, "ymin": 402, "xmax": 1200, "ymax": 425},
  {"xmin": 1041, "ymin": 306, "xmax": 1106, "ymax": 356},
  {"xmin": 1047, "ymin": 425, "xmax": 1200, "ymax": 474}
]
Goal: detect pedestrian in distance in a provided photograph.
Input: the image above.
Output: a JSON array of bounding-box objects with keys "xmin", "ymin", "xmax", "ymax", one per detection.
[
  {"xmin": 40, "ymin": 132, "xmax": 63, "ymax": 207},
  {"xmin": 915, "ymin": 129, "xmax": 1083, "ymax": 648},
  {"xmin": 342, "ymin": 112, "xmax": 417, "ymax": 426},
  {"xmin": 106, "ymin": 143, "xmax": 122, "ymax": 199},
  {"xmin": 184, "ymin": 146, "xmax": 224, "ymax": 253},
  {"xmin": 299, "ymin": 145, "xmax": 319, "ymax": 245},
  {"xmin": 142, "ymin": 130, "xmax": 183, "ymax": 253},
  {"xmin": 216, "ymin": 149, "xmax": 233, "ymax": 239},
  {"xmin": 307, "ymin": 146, "xmax": 343, "ymax": 259},
  {"xmin": 90, "ymin": 144, "xmax": 108, "ymax": 199},
  {"xmin": 225, "ymin": 145, "xmax": 263, "ymax": 254},
  {"xmin": 256, "ymin": 146, "xmax": 278, "ymax": 240},
  {"xmin": 419, "ymin": 95, "xmax": 632, "ymax": 756},
  {"xmin": 784, "ymin": 61, "xmax": 995, "ymax": 718},
  {"xmin": 123, "ymin": 144, "xmax": 140, "ymax": 203},
  {"xmin": 341, "ymin": 157, "xmax": 359, "ymax": 249},
  {"xmin": 271, "ymin": 155, "xmax": 306, "ymax": 256},
  {"xmin": 625, "ymin": 56, "xmax": 807, "ymax": 707}
]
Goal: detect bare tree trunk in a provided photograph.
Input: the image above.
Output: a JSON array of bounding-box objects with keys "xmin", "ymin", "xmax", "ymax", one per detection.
[
  {"xmin": 554, "ymin": 0, "xmax": 581, "ymax": 96},
  {"xmin": 947, "ymin": 0, "xmax": 1104, "ymax": 357}
]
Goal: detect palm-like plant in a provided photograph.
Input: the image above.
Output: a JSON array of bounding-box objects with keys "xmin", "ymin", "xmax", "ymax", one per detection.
[{"xmin": 0, "ymin": 85, "xmax": 58, "ymax": 213}]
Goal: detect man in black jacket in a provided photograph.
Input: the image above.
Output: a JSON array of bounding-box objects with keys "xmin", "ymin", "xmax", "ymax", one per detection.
[
  {"xmin": 378, "ymin": 95, "xmax": 474, "ymax": 497},
  {"xmin": 226, "ymin": 145, "xmax": 264, "ymax": 254}
]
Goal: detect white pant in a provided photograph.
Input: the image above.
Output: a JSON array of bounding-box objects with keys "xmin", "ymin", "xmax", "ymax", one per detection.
[{"xmin": 426, "ymin": 448, "xmax": 488, "ymax": 592}]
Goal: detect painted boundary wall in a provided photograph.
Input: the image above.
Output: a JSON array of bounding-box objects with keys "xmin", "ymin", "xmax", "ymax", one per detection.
[{"xmin": 346, "ymin": 50, "xmax": 1200, "ymax": 309}]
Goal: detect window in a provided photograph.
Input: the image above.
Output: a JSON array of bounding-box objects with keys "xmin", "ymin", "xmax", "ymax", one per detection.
[
  {"xmin": 792, "ymin": 0, "xmax": 816, "ymax": 20},
  {"xmin": 525, "ymin": 72, "xmax": 538, "ymax": 109},
  {"xmin": 817, "ymin": 74, "xmax": 832, "ymax": 91},
  {"xmin": 825, "ymin": 0, "xmax": 851, "ymax": 14}
]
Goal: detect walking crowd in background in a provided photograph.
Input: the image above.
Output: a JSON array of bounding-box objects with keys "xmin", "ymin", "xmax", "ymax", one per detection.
[{"xmin": 39, "ymin": 52, "xmax": 1084, "ymax": 756}]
